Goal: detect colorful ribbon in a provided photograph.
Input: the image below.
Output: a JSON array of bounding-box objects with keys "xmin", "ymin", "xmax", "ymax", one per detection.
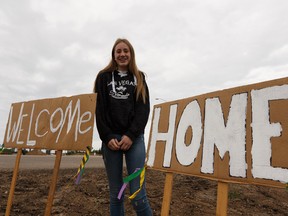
[
  {"xmin": 74, "ymin": 146, "xmax": 91, "ymax": 185},
  {"xmin": 117, "ymin": 166, "xmax": 146, "ymax": 200}
]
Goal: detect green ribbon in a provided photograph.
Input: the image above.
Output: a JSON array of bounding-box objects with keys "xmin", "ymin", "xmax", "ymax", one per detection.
[{"xmin": 123, "ymin": 167, "xmax": 144, "ymax": 183}]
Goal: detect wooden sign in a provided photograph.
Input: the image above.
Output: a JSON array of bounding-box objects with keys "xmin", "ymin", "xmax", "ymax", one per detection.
[
  {"xmin": 147, "ymin": 77, "xmax": 288, "ymax": 188},
  {"xmin": 3, "ymin": 93, "xmax": 96, "ymax": 151}
]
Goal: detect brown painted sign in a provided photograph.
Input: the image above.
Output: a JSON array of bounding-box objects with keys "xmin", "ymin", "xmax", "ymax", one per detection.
[
  {"xmin": 146, "ymin": 77, "xmax": 288, "ymax": 188},
  {"xmin": 3, "ymin": 93, "xmax": 96, "ymax": 151}
]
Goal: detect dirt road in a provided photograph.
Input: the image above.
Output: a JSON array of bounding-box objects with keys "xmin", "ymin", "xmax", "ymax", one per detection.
[{"xmin": 0, "ymin": 154, "xmax": 104, "ymax": 170}]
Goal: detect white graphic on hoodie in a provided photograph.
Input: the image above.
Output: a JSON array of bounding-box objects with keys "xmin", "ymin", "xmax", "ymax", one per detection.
[
  {"xmin": 109, "ymin": 85, "xmax": 130, "ymax": 99},
  {"xmin": 108, "ymin": 71, "xmax": 137, "ymax": 100}
]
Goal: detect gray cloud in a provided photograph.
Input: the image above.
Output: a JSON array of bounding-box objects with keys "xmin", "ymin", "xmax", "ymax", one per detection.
[{"xmin": 1, "ymin": 0, "xmax": 288, "ymax": 149}]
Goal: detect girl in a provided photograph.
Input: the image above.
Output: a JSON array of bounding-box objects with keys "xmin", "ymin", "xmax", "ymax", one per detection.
[{"xmin": 94, "ymin": 38, "xmax": 152, "ymax": 216}]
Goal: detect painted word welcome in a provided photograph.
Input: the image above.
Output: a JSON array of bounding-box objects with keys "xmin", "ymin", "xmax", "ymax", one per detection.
[
  {"xmin": 147, "ymin": 77, "xmax": 288, "ymax": 188},
  {"xmin": 3, "ymin": 94, "xmax": 96, "ymax": 151}
]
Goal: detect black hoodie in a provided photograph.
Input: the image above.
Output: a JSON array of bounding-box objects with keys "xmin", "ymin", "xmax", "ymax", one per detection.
[{"xmin": 94, "ymin": 70, "xmax": 150, "ymax": 144}]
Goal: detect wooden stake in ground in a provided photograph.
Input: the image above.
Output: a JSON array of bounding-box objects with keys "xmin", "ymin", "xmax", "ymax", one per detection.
[
  {"xmin": 216, "ymin": 181, "xmax": 229, "ymax": 216},
  {"xmin": 5, "ymin": 149, "xmax": 22, "ymax": 216},
  {"xmin": 45, "ymin": 150, "xmax": 63, "ymax": 216},
  {"xmin": 161, "ymin": 172, "xmax": 174, "ymax": 216}
]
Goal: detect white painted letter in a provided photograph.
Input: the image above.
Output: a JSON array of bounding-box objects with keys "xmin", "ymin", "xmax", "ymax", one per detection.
[
  {"xmin": 6, "ymin": 103, "xmax": 25, "ymax": 143},
  {"xmin": 251, "ymin": 85, "xmax": 288, "ymax": 183},
  {"xmin": 201, "ymin": 93, "xmax": 247, "ymax": 177},
  {"xmin": 50, "ymin": 108, "xmax": 64, "ymax": 134},
  {"xmin": 35, "ymin": 109, "xmax": 49, "ymax": 137},
  {"xmin": 56, "ymin": 99, "xmax": 81, "ymax": 142},
  {"xmin": 176, "ymin": 100, "xmax": 202, "ymax": 166},
  {"xmin": 147, "ymin": 104, "xmax": 177, "ymax": 167},
  {"xmin": 27, "ymin": 103, "xmax": 36, "ymax": 146},
  {"xmin": 78, "ymin": 111, "xmax": 92, "ymax": 134},
  {"xmin": 16, "ymin": 112, "xmax": 28, "ymax": 145}
]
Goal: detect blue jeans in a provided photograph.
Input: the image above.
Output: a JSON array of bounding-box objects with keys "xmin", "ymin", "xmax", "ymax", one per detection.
[{"xmin": 102, "ymin": 134, "xmax": 153, "ymax": 216}]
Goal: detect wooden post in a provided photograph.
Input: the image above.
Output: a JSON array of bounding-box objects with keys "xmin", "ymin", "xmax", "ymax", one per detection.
[
  {"xmin": 45, "ymin": 150, "xmax": 62, "ymax": 216},
  {"xmin": 5, "ymin": 149, "xmax": 22, "ymax": 216},
  {"xmin": 216, "ymin": 181, "xmax": 229, "ymax": 216},
  {"xmin": 161, "ymin": 172, "xmax": 174, "ymax": 216}
]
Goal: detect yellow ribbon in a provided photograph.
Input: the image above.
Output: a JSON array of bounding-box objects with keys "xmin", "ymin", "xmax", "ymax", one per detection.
[
  {"xmin": 74, "ymin": 146, "xmax": 91, "ymax": 184},
  {"xmin": 128, "ymin": 166, "xmax": 146, "ymax": 200}
]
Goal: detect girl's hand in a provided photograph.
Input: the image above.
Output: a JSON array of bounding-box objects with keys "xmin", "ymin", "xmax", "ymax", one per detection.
[
  {"xmin": 119, "ymin": 135, "xmax": 132, "ymax": 151},
  {"xmin": 107, "ymin": 138, "xmax": 120, "ymax": 150}
]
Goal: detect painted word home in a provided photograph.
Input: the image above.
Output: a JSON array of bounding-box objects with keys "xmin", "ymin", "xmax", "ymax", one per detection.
[
  {"xmin": 3, "ymin": 94, "xmax": 96, "ymax": 151},
  {"xmin": 147, "ymin": 77, "xmax": 288, "ymax": 188}
]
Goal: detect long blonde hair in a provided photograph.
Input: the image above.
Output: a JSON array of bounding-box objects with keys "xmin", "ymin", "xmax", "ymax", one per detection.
[{"xmin": 94, "ymin": 38, "xmax": 147, "ymax": 103}]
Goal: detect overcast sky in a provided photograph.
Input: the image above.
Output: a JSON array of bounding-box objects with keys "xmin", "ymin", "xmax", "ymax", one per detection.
[{"xmin": 1, "ymin": 0, "xmax": 288, "ymax": 150}]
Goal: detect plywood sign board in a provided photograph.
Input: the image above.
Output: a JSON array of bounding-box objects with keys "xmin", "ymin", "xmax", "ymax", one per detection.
[
  {"xmin": 147, "ymin": 77, "xmax": 288, "ymax": 188},
  {"xmin": 3, "ymin": 93, "xmax": 96, "ymax": 151}
]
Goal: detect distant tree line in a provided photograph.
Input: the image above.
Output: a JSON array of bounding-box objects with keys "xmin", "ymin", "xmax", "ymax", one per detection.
[
  {"xmin": 0, "ymin": 144, "xmax": 102, "ymax": 155},
  {"xmin": 0, "ymin": 144, "xmax": 15, "ymax": 154},
  {"xmin": 66, "ymin": 148, "xmax": 102, "ymax": 155}
]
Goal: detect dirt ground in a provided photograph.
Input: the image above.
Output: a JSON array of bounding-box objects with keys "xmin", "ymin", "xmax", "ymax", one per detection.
[{"xmin": 1, "ymin": 168, "xmax": 288, "ymax": 216}]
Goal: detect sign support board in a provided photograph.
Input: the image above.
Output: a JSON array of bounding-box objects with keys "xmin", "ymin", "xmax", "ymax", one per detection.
[
  {"xmin": 5, "ymin": 150, "xmax": 22, "ymax": 216},
  {"xmin": 45, "ymin": 150, "xmax": 63, "ymax": 216}
]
